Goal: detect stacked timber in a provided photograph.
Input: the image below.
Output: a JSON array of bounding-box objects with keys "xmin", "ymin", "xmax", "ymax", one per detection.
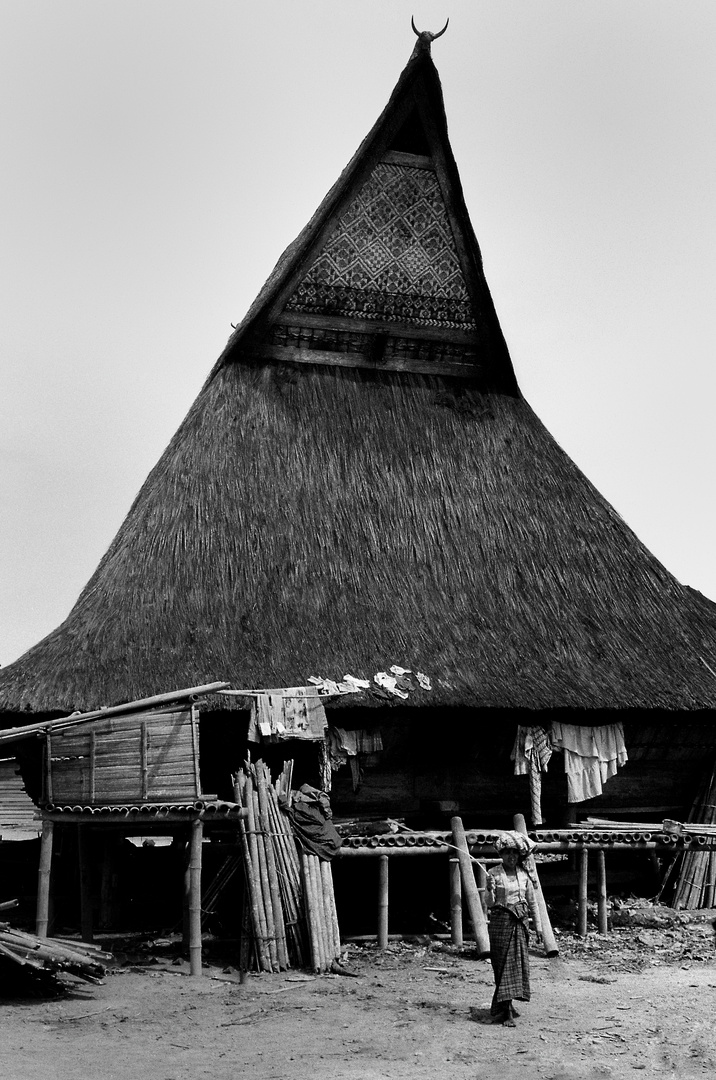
[
  {"xmin": 672, "ymin": 762, "xmax": 716, "ymax": 909},
  {"xmin": 300, "ymin": 850, "xmax": 341, "ymax": 973},
  {"xmin": 232, "ymin": 760, "xmax": 341, "ymax": 973},
  {"xmin": 0, "ymin": 918, "xmax": 112, "ymax": 992}
]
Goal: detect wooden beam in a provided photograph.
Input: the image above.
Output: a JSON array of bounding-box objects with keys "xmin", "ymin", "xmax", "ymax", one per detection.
[
  {"xmin": 249, "ymin": 344, "xmax": 483, "ymax": 380},
  {"xmin": 272, "ymin": 310, "xmax": 477, "ymax": 346}
]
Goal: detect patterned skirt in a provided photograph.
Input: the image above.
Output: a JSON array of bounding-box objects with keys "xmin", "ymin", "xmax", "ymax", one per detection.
[{"xmin": 488, "ymin": 905, "xmax": 531, "ymax": 1014}]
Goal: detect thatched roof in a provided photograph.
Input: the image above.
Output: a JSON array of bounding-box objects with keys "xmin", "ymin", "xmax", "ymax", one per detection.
[{"xmin": 2, "ymin": 46, "xmax": 716, "ymax": 715}]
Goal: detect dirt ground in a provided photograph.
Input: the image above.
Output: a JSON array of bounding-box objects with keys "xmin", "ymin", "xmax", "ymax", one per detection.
[{"xmin": 2, "ymin": 912, "xmax": 716, "ymax": 1080}]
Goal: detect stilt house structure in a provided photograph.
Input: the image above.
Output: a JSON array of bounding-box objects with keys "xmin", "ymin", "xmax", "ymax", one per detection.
[{"xmin": 2, "ymin": 33, "xmax": 716, "ymax": 849}]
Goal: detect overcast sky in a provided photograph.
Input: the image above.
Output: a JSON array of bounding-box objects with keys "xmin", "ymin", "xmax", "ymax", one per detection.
[{"xmin": 1, "ymin": 0, "xmax": 715, "ymax": 667}]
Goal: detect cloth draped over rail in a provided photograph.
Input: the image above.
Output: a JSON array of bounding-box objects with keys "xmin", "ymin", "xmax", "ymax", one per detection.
[
  {"xmin": 551, "ymin": 722, "xmax": 628, "ymax": 803},
  {"xmin": 512, "ymin": 722, "xmax": 628, "ymax": 822},
  {"xmin": 247, "ymin": 687, "xmax": 328, "ymax": 743},
  {"xmin": 510, "ymin": 727, "xmax": 553, "ymax": 825}
]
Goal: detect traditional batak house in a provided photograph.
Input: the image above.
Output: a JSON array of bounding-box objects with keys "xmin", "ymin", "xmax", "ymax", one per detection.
[{"xmin": 2, "ymin": 30, "xmax": 716, "ymax": 913}]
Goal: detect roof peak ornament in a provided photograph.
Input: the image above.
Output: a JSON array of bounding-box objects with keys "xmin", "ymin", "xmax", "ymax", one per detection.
[{"xmin": 411, "ymin": 16, "xmax": 449, "ymax": 54}]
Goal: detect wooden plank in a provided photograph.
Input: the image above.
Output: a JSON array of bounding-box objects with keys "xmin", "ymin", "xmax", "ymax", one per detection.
[
  {"xmin": 249, "ymin": 344, "xmax": 483, "ymax": 380},
  {"xmin": 89, "ymin": 731, "xmax": 96, "ymax": 803},
  {"xmin": 272, "ymin": 310, "xmax": 477, "ymax": 345},
  {"xmin": 381, "ymin": 149, "xmax": 435, "ymax": 170},
  {"xmin": 140, "ymin": 721, "xmax": 148, "ymax": 801}
]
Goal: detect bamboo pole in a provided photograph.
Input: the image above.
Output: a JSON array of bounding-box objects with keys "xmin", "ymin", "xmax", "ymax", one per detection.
[
  {"xmin": 578, "ymin": 847, "xmax": 589, "ymax": 937},
  {"xmin": 234, "ymin": 783, "xmax": 270, "ymax": 972},
  {"xmin": 596, "ymin": 848, "xmax": 608, "ymax": 934},
  {"xmin": 251, "ymin": 787, "xmax": 279, "ymax": 971},
  {"xmin": 301, "ymin": 850, "xmax": 324, "ymax": 972},
  {"xmin": 449, "ymin": 857, "xmax": 463, "ymax": 947},
  {"xmin": 244, "ymin": 774, "xmax": 275, "ymax": 970},
  {"xmin": 189, "ymin": 818, "xmax": 203, "ymax": 977},
  {"xmin": 308, "ymin": 854, "xmax": 330, "ymax": 969},
  {"xmin": 256, "ymin": 763, "xmax": 288, "ymax": 969},
  {"xmin": 377, "ymin": 854, "xmax": 389, "ymax": 950},
  {"xmin": 513, "ymin": 813, "xmax": 559, "ymax": 956},
  {"xmin": 36, "ymin": 820, "xmax": 54, "ymax": 939},
  {"xmin": 450, "ymin": 817, "xmax": 490, "ymax": 958},
  {"xmin": 321, "ymin": 859, "xmax": 341, "ymax": 960}
]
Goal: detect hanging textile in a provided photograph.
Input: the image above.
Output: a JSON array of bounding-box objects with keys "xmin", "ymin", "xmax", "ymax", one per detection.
[
  {"xmin": 247, "ymin": 687, "xmax": 327, "ymax": 743},
  {"xmin": 551, "ymin": 722, "xmax": 628, "ymax": 803},
  {"xmin": 511, "ymin": 726, "xmax": 553, "ymax": 825}
]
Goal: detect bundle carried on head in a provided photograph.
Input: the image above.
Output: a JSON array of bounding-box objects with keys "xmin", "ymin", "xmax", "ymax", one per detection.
[{"xmin": 494, "ymin": 830, "xmax": 536, "ymax": 857}]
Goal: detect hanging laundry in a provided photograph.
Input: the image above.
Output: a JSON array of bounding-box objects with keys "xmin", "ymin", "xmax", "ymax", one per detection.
[
  {"xmin": 247, "ymin": 687, "xmax": 327, "ymax": 743},
  {"xmin": 551, "ymin": 723, "xmax": 628, "ymax": 803},
  {"xmin": 511, "ymin": 726, "xmax": 553, "ymax": 825},
  {"xmin": 373, "ymin": 672, "xmax": 409, "ymax": 699}
]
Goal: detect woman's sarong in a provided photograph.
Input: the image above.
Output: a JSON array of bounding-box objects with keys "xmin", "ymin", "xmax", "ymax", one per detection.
[{"xmin": 488, "ymin": 904, "xmax": 531, "ymax": 1015}]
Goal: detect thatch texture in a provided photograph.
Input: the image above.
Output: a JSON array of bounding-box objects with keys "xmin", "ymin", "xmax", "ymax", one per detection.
[
  {"xmin": 2, "ymin": 362, "xmax": 716, "ymax": 713},
  {"xmin": 2, "ymin": 46, "xmax": 716, "ymax": 715}
]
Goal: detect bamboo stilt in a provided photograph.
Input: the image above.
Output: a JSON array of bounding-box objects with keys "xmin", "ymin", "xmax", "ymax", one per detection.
[
  {"xmin": 189, "ymin": 818, "xmax": 203, "ymax": 977},
  {"xmin": 36, "ymin": 820, "xmax": 54, "ymax": 939},
  {"xmin": 596, "ymin": 848, "xmax": 608, "ymax": 934},
  {"xmin": 377, "ymin": 854, "xmax": 389, "ymax": 950},
  {"xmin": 578, "ymin": 847, "xmax": 589, "ymax": 938}
]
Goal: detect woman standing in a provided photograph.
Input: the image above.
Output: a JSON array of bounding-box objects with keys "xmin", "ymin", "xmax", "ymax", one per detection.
[{"xmin": 484, "ymin": 831, "xmax": 542, "ymax": 1026}]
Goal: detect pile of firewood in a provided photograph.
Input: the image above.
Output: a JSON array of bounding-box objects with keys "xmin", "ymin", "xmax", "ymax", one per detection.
[
  {"xmin": 232, "ymin": 760, "xmax": 342, "ymax": 973},
  {"xmin": 0, "ymin": 906, "xmax": 112, "ymax": 993}
]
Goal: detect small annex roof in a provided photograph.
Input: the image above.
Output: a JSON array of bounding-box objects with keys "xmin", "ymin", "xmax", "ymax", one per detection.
[{"xmin": 1, "ymin": 37, "xmax": 716, "ymax": 717}]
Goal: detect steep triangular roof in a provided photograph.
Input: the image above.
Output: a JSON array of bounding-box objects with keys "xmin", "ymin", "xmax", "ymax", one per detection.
[
  {"xmin": 214, "ymin": 44, "xmax": 518, "ymax": 391},
  {"xmin": 2, "ymin": 46, "xmax": 716, "ymax": 715}
]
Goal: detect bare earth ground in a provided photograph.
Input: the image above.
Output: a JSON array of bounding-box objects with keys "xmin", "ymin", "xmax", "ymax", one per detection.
[{"xmin": 2, "ymin": 926, "xmax": 716, "ymax": 1080}]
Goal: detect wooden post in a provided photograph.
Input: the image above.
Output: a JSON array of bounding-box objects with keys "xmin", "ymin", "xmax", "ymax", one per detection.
[
  {"xmin": 596, "ymin": 848, "xmax": 608, "ymax": 934},
  {"xmin": 377, "ymin": 854, "xmax": 389, "ymax": 950},
  {"xmin": 513, "ymin": 813, "xmax": 559, "ymax": 957},
  {"xmin": 36, "ymin": 820, "xmax": 54, "ymax": 938},
  {"xmin": 78, "ymin": 826, "xmax": 94, "ymax": 943},
  {"xmin": 450, "ymin": 817, "xmax": 490, "ymax": 958},
  {"xmin": 449, "ymin": 857, "xmax": 463, "ymax": 947},
  {"xmin": 189, "ymin": 818, "xmax": 203, "ymax": 976},
  {"xmin": 182, "ymin": 839, "xmax": 191, "ymax": 949},
  {"xmin": 578, "ymin": 847, "xmax": 589, "ymax": 938}
]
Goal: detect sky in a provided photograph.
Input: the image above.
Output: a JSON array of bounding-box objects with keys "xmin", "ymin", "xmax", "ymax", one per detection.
[{"xmin": 1, "ymin": 0, "xmax": 715, "ymax": 668}]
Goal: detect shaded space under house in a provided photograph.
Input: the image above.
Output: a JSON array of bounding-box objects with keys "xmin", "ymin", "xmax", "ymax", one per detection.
[{"xmin": 2, "ymin": 33, "xmax": 716, "ymax": 946}]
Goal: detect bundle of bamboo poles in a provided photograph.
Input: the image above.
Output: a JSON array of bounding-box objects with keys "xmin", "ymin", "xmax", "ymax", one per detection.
[
  {"xmin": 0, "ymin": 922, "xmax": 112, "ymax": 988},
  {"xmin": 232, "ymin": 759, "xmax": 306, "ymax": 972},
  {"xmin": 672, "ymin": 760, "xmax": 716, "ymax": 909},
  {"xmin": 300, "ymin": 850, "xmax": 341, "ymax": 973}
]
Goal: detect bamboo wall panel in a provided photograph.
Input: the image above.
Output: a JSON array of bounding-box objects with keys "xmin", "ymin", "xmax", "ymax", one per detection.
[{"xmin": 45, "ymin": 707, "xmax": 199, "ymax": 805}]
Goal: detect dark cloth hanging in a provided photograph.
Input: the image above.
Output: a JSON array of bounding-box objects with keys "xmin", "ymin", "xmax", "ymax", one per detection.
[{"xmin": 282, "ymin": 785, "xmax": 343, "ymax": 861}]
